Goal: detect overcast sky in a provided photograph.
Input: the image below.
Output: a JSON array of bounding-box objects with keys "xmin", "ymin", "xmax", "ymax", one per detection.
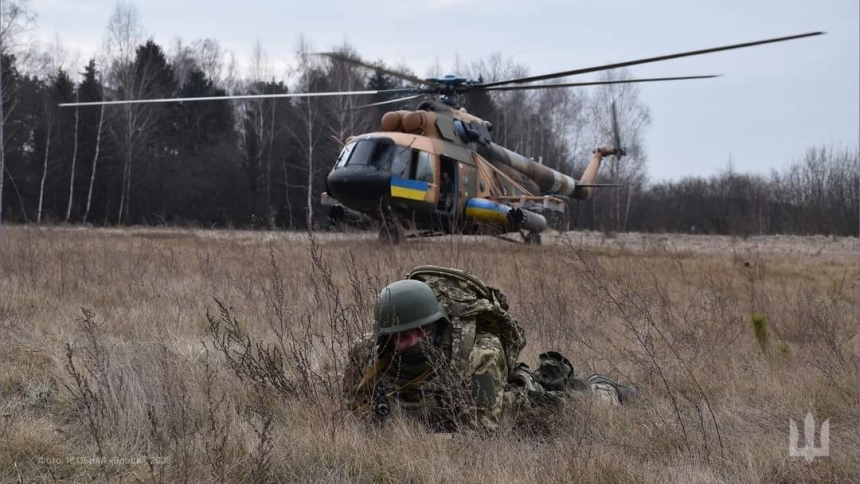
[{"xmin": 29, "ymin": 0, "xmax": 859, "ymax": 181}]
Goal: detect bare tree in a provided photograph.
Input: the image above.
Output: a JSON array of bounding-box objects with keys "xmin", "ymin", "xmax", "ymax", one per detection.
[
  {"xmin": 102, "ymin": 1, "xmax": 155, "ymax": 224},
  {"xmin": 324, "ymin": 42, "xmax": 372, "ymax": 144},
  {"xmin": 192, "ymin": 38, "xmax": 225, "ymax": 86},
  {"xmin": 289, "ymin": 37, "xmax": 329, "ymax": 229},
  {"xmin": 169, "ymin": 37, "xmax": 195, "ymax": 89},
  {"xmin": 587, "ymin": 69, "xmax": 650, "ymax": 231},
  {"xmin": 83, "ymin": 103, "xmax": 106, "ymax": 224},
  {"xmin": 35, "ymin": 37, "xmax": 70, "ymax": 225},
  {"xmin": 64, "ymin": 90, "xmax": 80, "ymax": 222},
  {"xmin": 236, "ymin": 40, "xmax": 280, "ymax": 221},
  {"xmin": 0, "ymin": 0, "xmax": 37, "ymax": 222},
  {"xmin": 0, "ymin": 0, "xmax": 35, "ymax": 50},
  {"xmin": 36, "ymin": 102, "xmax": 52, "ymax": 223},
  {"xmin": 253, "ymin": 41, "xmax": 275, "ymax": 214}
]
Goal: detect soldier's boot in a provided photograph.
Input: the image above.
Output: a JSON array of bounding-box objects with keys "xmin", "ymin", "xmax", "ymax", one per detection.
[
  {"xmin": 534, "ymin": 351, "xmax": 639, "ymax": 405},
  {"xmin": 586, "ymin": 374, "xmax": 638, "ymax": 405}
]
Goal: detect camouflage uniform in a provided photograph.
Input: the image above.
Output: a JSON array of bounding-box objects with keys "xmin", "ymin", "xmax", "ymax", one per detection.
[
  {"xmin": 467, "ymin": 331, "xmax": 508, "ymax": 430},
  {"xmin": 344, "ymin": 326, "xmax": 509, "ymax": 431},
  {"xmin": 344, "ymin": 332, "xmax": 628, "ymax": 432},
  {"xmin": 344, "ymin": 266, "xmax": 635, "ymax": 432}
]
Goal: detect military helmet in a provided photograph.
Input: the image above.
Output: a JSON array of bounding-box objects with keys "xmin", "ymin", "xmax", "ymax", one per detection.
[{"xmin": 374, "ymin": 280, "xmax": 448, "ymax": 335}]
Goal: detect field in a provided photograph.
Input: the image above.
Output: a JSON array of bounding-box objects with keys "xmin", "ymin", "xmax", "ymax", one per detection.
[{"xmin": 1, "ymin": 226, "xmax": 857, "ymax": 483}]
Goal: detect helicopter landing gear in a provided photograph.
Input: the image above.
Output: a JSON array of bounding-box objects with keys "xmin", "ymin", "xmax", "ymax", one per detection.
[
  {"xmin": 522, "ymin": 231, "xmax": 542, "ymax": 245},
  {"xmin": 378, "ymin": 221, "xmax": 405, "ymax": 245}
]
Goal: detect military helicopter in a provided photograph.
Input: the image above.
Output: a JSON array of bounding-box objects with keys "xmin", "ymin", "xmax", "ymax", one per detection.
[
  {"xmin": 60, "ymin": 32, "xmax": 822, "ymax": 244},
  {"xmin": 318, "ymin": 32, "xmax": 823, "ymax": 244},
  {"xmin": 321, "ymin": 96, "xmax": 627, "ymax": 245}
]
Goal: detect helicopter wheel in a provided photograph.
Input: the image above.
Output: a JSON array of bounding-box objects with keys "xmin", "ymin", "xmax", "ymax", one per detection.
[{"xmin": 523, "ymin": 231, "xmax": 541, "ymax": 245}]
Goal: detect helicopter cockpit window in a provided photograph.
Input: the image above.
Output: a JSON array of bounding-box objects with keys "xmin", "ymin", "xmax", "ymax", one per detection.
[
  {"xmin": 412, "ymin": 151, "xmax": 434, "ymax": 182},
  {"xmin": 345, "ymin": 139, "xmax": 396, "ymax": 169},
  {"xmin": 334, "ymin": 141, "xmax": 356, "ymax": 169},
  {"xmin": 391, "ymin": 146, "xmax": 411, "ymax": 177}
]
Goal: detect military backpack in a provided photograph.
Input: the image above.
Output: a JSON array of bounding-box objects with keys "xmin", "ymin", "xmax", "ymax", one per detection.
[{"xmin": 405, "ymin": 265, "xmax": 526, "ymax": 378}]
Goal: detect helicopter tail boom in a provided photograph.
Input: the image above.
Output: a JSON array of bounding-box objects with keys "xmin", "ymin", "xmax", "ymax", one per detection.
[
  {"xmin": 488, "ymin": 143, "xmax": 580, "ymax": 196},
  {"xmin": 571, "ymin": 148, "xmax": 620, "ymax": 200}
]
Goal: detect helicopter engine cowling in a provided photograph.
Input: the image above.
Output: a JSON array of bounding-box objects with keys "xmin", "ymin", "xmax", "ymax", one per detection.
[{"xmin": 381, "ymin": 111, "xmax": 403, "ymax": 131}]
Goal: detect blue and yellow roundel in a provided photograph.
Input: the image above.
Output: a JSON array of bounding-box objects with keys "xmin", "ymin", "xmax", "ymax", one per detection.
[{"xmin": 390, "ymin": 176, "xmax": 428, "ymax": 201}]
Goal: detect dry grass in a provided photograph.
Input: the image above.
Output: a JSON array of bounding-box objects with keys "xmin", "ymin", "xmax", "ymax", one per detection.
[{"xmin": 1, "ymin": 225, "xmax": 857, "ymax": 483}]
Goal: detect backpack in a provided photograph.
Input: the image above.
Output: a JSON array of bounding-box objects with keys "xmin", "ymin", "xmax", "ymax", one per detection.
[{"xmin": 406, "ymin": 265, "xmax": 526, "ymax": 378}]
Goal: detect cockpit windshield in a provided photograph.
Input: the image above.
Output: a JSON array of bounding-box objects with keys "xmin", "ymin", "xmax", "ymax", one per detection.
[{"xmin": 334, "ymin": 138, "xmax": 413, "ymax": 177}]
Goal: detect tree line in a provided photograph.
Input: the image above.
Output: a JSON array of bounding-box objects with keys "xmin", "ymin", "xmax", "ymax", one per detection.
[
  {"xmin": 0, "ymin": 1, "xmax": 856, "ymax": 236},
  {"xmin": 572, "ymin": 146, "xmax": 859, "ymax": 236}
]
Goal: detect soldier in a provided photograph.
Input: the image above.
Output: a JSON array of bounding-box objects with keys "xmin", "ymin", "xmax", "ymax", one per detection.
[
  {"xmin": 344, "ymin": 268, "xmax": 636, "ymax": 432},
  {"xmin": 438, "ymin": 171, "xmax": 454, "ymax": 212}
]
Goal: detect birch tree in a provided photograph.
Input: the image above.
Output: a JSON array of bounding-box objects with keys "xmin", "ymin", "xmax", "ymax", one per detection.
[
  {"xmin": 36, "ymin": 97, "xmax": 53, "ymax": 224},
  {"xmin": 64, "ymin": 90, "xmax": 79, "ymax": 222},
  {"xmin": 103, "ymin": 1, "xmax": 146, "ymax": 224},
  {"xmin": 80, "ymin": 59, "xmax": 106, "ymax": 224},
  {"xmin": 236, "ymin": 40, "xmax": 281, "ymax": 222},
  {"xmin": 289, "ymin": 38, "xmax": 330, "ymax": 229}
]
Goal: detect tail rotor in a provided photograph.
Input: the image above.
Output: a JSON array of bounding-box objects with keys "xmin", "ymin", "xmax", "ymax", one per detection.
[{"xmin": 610, "ymin": 101, "xmax": 626, "ymax": 159}]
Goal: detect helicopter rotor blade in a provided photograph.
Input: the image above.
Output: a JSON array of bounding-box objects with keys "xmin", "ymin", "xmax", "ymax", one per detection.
[
  {"xmin": 313, "ymin": 52, "xmax": 434, "ymax": 87},
  {"xmin": 346, "ymin": 94, "xmax": 425, "ymax": 111},
  {"xmin": 479, "ymin": 31, "xmax": 823, "ymax": 88},
  {"xmin": 575, "ymin": 183, "xmax": 623, "ymax": 188},
  {"xmin": 481, "ymin": 75, "xmax": 719, "ymax": 91},
  {"xmin": 57, "ymin": 88, "xmax": 416, "ymax": 107},
  {"xmin": 610, "ymin": 101, "xmax": 624, "ymax": 157}
]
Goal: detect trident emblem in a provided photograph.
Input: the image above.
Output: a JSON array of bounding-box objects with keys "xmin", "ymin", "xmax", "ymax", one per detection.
[{"xmin": 789, "ymin": 412, "xmax": 830, "ymax": 463}]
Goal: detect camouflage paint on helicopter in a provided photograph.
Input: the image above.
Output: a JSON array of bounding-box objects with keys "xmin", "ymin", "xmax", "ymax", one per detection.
[{"xmin": 323, "ymin": 100, "xmax": 620, "ymax": 243}]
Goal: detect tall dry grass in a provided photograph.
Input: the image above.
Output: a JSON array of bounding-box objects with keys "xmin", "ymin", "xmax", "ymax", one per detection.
[{"xmin": 0, "ymin": 226, "xmax": 857, "ymax": 483}]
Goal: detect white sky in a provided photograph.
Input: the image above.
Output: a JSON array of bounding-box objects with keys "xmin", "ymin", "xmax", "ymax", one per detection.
[{"xmin": 29, "ymin": 0, "xmax": 860, "ymax": 181}]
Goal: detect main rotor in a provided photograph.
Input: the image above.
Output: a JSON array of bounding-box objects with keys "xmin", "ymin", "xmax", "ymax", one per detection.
[
  {"xmin": 421, "ymin": 75, "xmax": 477, "ymax": 108},
  {"xmin": 58, "ymin": 32, "xmax": 823, "ymax": 109}
]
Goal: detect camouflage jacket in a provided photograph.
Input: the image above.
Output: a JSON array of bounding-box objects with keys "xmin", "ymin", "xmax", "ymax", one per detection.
[{"xmin": 343, "ymin": 326, "xmax": 508, "ymax": 431}]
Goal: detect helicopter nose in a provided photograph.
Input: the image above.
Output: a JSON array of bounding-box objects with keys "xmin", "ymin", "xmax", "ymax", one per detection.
[{"xmin": 326, "ymin": 167, "xmax": 391, "ymax": 210}]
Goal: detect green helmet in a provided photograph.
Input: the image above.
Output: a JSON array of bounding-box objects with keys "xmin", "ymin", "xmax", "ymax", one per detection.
[{"xmin": 374, "ymin": 280, "xmax": 448, "ymax": 335}]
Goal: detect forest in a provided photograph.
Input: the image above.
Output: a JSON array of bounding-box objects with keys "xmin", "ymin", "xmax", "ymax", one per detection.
[{"xmin": 1, "ymin": 1, "xmax": 857, "ymax": 235}]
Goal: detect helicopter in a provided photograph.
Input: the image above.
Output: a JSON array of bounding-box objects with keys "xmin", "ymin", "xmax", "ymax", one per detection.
[
  {"xmin": 60, "ymin": 32, "xmax": 822, "ymax": 244},
  {"xmin": 321, "ymin": 96, "xmax": 627, "ymax": 245},
  {"xmin": 317, "ymin": 31, "xmax": 823, "ymax": 244}
]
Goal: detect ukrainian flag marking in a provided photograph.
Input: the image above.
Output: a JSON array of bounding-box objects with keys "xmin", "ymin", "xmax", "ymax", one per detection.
[
  {"xmin": 465, "ymin": 198, "xmax": 510, "ymax": 225},
  {"xmin": 390, "ymin": 177, "xmax": 428, "ymax": 201}
]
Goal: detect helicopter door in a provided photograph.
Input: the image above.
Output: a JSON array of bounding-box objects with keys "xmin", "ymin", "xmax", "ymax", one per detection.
[{"xmin": 437, "ymin": 156, "xmax": 457, "ymax": 214}]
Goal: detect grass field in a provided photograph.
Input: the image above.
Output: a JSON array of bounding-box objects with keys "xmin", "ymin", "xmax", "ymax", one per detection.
[{"xmin": 1, "ymin": 226, "xmax": 857, "ymax": 483}]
